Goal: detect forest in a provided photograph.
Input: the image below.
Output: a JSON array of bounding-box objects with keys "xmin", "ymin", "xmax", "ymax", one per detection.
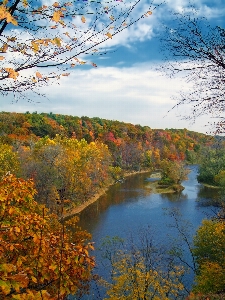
[{"xmin": 1, "ymin": 111, "xmax": 225, "ymax": 299}]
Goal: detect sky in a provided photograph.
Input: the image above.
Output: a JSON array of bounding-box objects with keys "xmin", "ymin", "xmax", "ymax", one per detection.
[{"xmin": 1, "ymin": 0, "xmax": 225, "ymax": 134}]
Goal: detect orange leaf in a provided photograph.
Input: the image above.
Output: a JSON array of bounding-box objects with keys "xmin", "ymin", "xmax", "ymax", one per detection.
[
  {"xmin": 5, "ymin": 68, "xmax": 19, "ymax": 80},
  {"xmin": 81, "ymin": 16, "xmax": 86, "ymax": 23},
  {"xmin": 105, "ymin": 32, "xmax": 112, "ymax": 39},
  {"xmin": 0, "ymin": 56, "xmax": 4, "ymax": 60},
  {"xmin": 36, "ymin": 72, "xmax": 42, "ymax": 79},
  {"xmin": 62, "ymin": 73, "xmax": 70, "ymax": 76},
  {"xmin": 53, "ymin": 2, "xmax": 60, "ymax": 7}
]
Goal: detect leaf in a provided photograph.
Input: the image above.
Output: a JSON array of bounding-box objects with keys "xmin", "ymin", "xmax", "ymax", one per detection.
[
  {"xmin": 8, "ymin": 207, "xmax": 14, "ymax": 214},
  {"xmin": 109, "ymin": 16, "xmax": 114, "ymax": 21},
  {"xmin": 52, "ymin": 37, "xmax": 62, "ymax": 47},
  {"xmin": 22, "ymin": 0, "xmax": 28, "ymax": 8},
  {"xmin": 31, "ymin": 276, "xmax": 37, "ymax": 283},
  {"xmin": 81, "ymin": 16, "xmax": 86, "ymax": 23},
  {"xmin": 62, "ymin": 73, "xmax": 70, "ymax": 76},
  {"xmin": 0, "ymin": 279, "xmax": 11, "ymax": 295},
  {"xmin": 91, "ymin": 63, "xmax": 97, "ymax": 67},
  {"xmin": 31, "ymin": 41, "xmax": 39, "ymax": 53},
  {"xmin": 52, "ymin": 11, "xmax": 62, "ymax": 23},
  {"xmin": 53, "ymin": 2, "xmax": 60, "ymax": 7},
  {"xmin": 36, "ymin": 72, "xmax": 42, "ymax": 79},
  {"xmin": 5, "ymin": 68, "xmax": 19, "ymax": 80},
  {"xmin": 64, "ymin": 32, "xmax": 70, "ymax": 37},
  {"xmin": 106, "ymin": 32, "xmax": 112, "ymax": 39},
  {"xmin": 0, "ymin": 56, "xmax": 4, "ymax": 60},
  {"xmin": 145, "ymin": 11, "xmax": 152, "ymax": 17},
  {"xmin": 6, "ymin": 12, "xmax": 18, "ymax": 26}
]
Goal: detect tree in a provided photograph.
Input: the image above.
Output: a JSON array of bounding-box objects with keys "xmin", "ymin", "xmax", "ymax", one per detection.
[
  {"xmin": 0, "ymin": 174, "xmax": 95, "ymax": 299},
  {"xmin": 0, "ymin": 142, "xmax": 20, "ymax": 178},
  {"xmin": 192, "ymin": 219, "xmax": 225, "ymax": 295},
  {"xmin": 159, "ymin": 159, "xmax": 188, "ymax": 186},
  {"xmin": 0, "ymin": 0, "xmax": 154, "ymax": 101},
  {"xmin": 162, "ymin": 11, "xmax": 225, "ymax": 133},
  {"xmin": 98, "ymin": 229, "xmax": 185, "ymax": 300}
]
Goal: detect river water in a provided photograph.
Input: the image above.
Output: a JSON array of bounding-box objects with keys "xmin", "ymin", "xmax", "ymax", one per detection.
[{"xmin": 71, "ymin": 165, "xmax": 219, "ymax": 299}]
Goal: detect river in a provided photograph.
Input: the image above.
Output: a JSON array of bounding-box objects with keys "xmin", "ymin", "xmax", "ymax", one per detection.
[{"xmin": 70, "ymin": 165, "xmax": 219, "ymax": 299}]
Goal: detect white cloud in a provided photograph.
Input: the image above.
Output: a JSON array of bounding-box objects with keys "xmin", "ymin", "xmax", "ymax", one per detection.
[{"xmin": 0, "ymin": 61, "xmax": 209, "ymax": 133}]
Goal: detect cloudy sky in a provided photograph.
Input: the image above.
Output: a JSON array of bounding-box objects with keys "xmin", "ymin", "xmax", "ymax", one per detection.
[{"xmin": 1, "ymin": 0, "xmax": 225, "ymax": 134}]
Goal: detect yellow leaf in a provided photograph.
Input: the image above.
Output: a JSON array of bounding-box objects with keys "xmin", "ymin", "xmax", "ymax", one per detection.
[
  {"xmin": 31, "ymin": 41, "xmax": 39, "ymax": 53},
  {"xmin": 0, "ymin": 280, "xmax": 11, "ymax": 295},
  {"xmin": 8, "ymin": 207, "xmax": 14, "ymax": 214},
  {"xmin": 81, "ymin": 16, "xmax": 86, "ymax": 23},
  {"xmin": 36, "ymin": 72, "xmax": 42, "ymax": 79},
  {"xmin": 80, "ymin": 61, "xmax": 86, "ymax": 64},
  {"xmin": 106, "ymin": 32, "xmax": 112, "ymax": 39},
  {"xmin": 22, "ymin": 0, "xmax": 28, "ymax": 8},
  {"xmin": 52, "ymin": 11, "xmax": 62, "ymax": 23},
  {"xmin": 64, "ymin": 32, "xmax": 70, "ymax": 37},
  {"xmin": 31, "ymin": 276, "xmax": 37, "ymax": 283},
  {"xmin": 6, "ymin": 12, "xmax": 18, "ymax": 26},
  {"xmin": 52, "ymin": 37, "xmax": 61, "ymax": 47},
  {"xmin": 32, "ymin": 77, "xmax": 37, "ymax": 83},
  {"xmin": 109, "ymin": 16, "xmax": 114, "ymax": 21}
]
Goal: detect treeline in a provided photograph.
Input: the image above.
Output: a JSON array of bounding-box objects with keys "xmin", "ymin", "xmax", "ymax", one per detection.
[{"xmin": 0, "ymin": 111, "xmax": 215, "ymax": 212}]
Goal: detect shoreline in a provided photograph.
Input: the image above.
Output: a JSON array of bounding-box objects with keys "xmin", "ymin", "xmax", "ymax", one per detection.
[{"xmin": 63, "ymin": 169, "xmax": 151, "ymax": 218}]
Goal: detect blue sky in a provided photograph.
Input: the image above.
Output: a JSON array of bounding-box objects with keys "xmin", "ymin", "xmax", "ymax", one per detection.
[{"xmin": 1, "ymin": 0, "xmax": 225, "ymax": 134}]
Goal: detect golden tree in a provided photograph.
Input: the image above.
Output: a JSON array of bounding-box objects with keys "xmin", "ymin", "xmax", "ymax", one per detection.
[{"xmin": 0, "ymin": 174, "xmax": 95, "ymax": 299}]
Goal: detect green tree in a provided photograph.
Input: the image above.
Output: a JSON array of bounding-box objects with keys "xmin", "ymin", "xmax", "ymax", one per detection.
[{"xmin": 192, "ymin": 219, "xmax": 225, "ymax": 295}]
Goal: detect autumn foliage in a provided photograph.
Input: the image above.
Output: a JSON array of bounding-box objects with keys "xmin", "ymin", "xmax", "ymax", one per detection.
[
  {"xmin": 0, "ymin": 0, "xmax": 153, "ymax": 100},
  {"xmin": 0, "ymin": 174, "xmax": 94, "ymax": 299}
]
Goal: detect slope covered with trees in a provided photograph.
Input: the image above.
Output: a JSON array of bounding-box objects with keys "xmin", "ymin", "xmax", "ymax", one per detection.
[{"xmin": 0, "ymin": 111, "xmax": 214, "ymax": 211}]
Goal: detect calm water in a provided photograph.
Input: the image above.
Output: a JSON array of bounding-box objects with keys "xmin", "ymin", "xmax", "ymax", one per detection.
[{"xmin": 72, "ymin": 165, "xmax": 219, "ymax": 299}]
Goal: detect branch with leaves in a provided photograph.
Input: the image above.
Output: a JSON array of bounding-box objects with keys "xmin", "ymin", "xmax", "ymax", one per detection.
[{"xmin": 0, "ymin": 0, "xmax": 155, "ymax": 101}]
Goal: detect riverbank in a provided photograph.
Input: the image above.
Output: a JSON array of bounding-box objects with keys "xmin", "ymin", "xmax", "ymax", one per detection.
[{"xmin": 64, "ymin": 169, "xmax": 151, "ymax": 218}]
